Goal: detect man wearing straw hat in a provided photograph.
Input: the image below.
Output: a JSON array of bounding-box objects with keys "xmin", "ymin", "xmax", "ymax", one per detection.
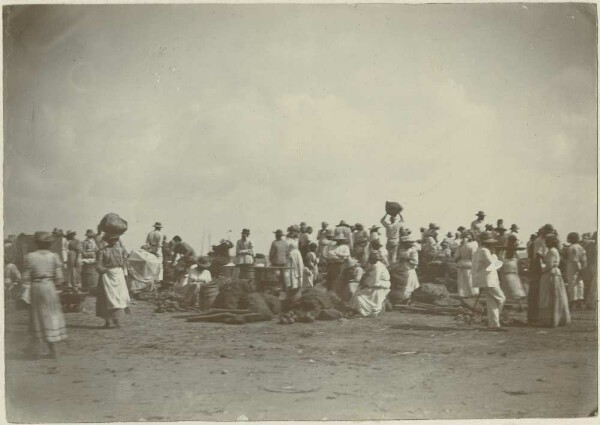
[
  {"xmin": 472, "ymin": 231, "xmax": 506, "ymax": 330},
  {"xmin": 470, "ymin": 211, "xmax": 487, "ymax": 238}
]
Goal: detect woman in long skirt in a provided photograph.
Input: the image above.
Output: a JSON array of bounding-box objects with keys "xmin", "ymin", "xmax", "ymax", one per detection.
[
  {"xmin": 538, "ymin": 234, "xmax": 571, "ymax": 328},
  {"xmin": 396, "ymin": 236, "xmax": 420, "ymax": 302},
  {"xmin": 454, "ymin": 231, "xmax": 479, "ymax": 298},
  {"xmin": 81, "ymin": 229, "xmax": 99, "ymax": 293},
  {"xmin": 286, "ymin": 229, "xmax": 304, "ymax": 301},
  {"xmin": 66, "ymin": 231, "xmax": 83, "ymax": 290},
  {"xmin": 499, "ymin": 234, "xmax": 526, "ymax": 310},
  {"xmin": 22, "ymin": 231, "xmax": 67, "ymax": 358},
  {"xmin": 96, "ymin": 234, "xmax": 131, "ymax": 328}
]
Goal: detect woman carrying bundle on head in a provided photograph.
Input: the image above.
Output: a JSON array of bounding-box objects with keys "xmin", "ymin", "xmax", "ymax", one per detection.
[
  {"xmin": 22, "ymin": 231, "xmax": 67, "ymax": 359},
  {"xmin": 96, "ymin": 234, "xmax": 131, "ymax": 328}
]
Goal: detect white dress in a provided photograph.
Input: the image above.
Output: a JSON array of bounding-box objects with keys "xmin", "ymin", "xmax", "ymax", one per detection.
[
  {"xmin": 351, "ymin": 261, "xmax": 391, "ymax": 317},
  {"xmin": 287, "ymin": 238, "xmax": 304, "ymax": 289}
]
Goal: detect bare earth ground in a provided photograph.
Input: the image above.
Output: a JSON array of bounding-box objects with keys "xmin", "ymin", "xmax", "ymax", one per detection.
[{"xmin": 5, "ymin": 297, "xmax": 598, "ymax": 422}]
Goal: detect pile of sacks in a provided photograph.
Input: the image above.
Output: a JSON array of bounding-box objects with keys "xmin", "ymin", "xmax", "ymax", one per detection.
[{"xmin": 277, "ymin": 288, "xmax": 348, "ymax": 325}]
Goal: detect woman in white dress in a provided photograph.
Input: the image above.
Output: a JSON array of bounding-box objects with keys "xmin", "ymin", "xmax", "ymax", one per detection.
[
  {"xmin": 565, "ymin": 232, "xmax": 587, "ymax": 311},
  {"xmin": 350, "ymin": 251, "xmax": 391, "ymax": 317},
  {"xmin": 286, "ymin": 229, "xmax": 304, "ymax": 300},
  {"xmin": 499, "ymin": 234, "xmax": 526, "ymax": 310},
  {"xmin": 538, "ymin": 234, "xmax": 571, "ymax": 328},
  {"xmin": 396, "ymin": 236, "xmax": 420, "ymax": 301},
  {"xmin": 454, "ymin": 231, "xmax": 479, "ymax": 298}
]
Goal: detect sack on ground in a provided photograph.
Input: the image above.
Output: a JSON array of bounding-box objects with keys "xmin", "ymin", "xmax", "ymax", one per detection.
[
  {"xmin": 240, "ymin": 293, "xmax": 272, "ymax": 319},
  {"xmin": 261, "ymin": 293, "xmax": 282, "ymax": 314},
  {"xmin": 317, "ymin": 308, "xmax": 342, "ymax": 320},
  {"xmin": 411, "ymin": 282, "xmax": 450, "ymax": 304}
]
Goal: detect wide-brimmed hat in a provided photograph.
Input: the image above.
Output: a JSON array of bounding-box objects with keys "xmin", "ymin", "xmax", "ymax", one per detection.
[
  {"xmin": 242, "ymin": 228, "xmax": 250, "ymax": 235},
  {"xmin": 510, "ymin": 224, "xmax": 519, "ymax": 231},
  {"xmin": 196, "ymin": 256, "xmax": 211, "ymax": 268},
  {"xmin": 354, "ymin": 223, "xmax": 364, "ymax": 230},
  {"xmin": 542, "ymin": 223, "xmax": 556, "ymax": 234},
  {"xmin": 66, "ymin": 230, "xmax": 76, "ymax": 238},
  {"xmin": 274, "ymin": 229, "xmax": 284, "ymax": 237},
  {"xmin": 34, "ymin": 231, "xmax": 53, "ymax": 244},
  {"xmin": 485, "ymin": 224, "xmax": 494, "ymax": 231},
  {"xmin": 429, "ymin": 223, "xmax": 440, "ymax": 230},
  {"xmin": 369, "ymin": 225, "xmax": 381, "ymax": 232},
  {"xmin": 85, "ymin": 229, "xmax": 96, "ymax": 237},
  {"xmin": 457, "ymin": 226, "xmax": 466, "ymax": 232},
  {"xmin": 153, "ymin": 222, "xmax": 163, "ymax": 228},
  {"xmin": 479, "ymin": 231, "xmax": 497, "ymax": 245},
  {"xmin": 288, "ymin": 224, "xmax": 300, "ymax": 232},
  {"xmin": 321, "ymin": 221, "xmax": 329, "ymax": 227},
  {"xmin": 446, "ymin": 232, "xmax": 453, "ymax": 237},
  {"xmin": 476, "ymin": 211, "xmax": 486, "ymax": 217}
]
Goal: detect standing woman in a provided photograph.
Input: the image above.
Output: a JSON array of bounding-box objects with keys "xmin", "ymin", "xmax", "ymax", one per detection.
[
  {"xmin": 566, "ymin": 232, "xmax": 587, "ymax": 311},
  {"xmin": 454, "ymin": 231, "xmax": 479, "ymax": 298},
  {"xmin": 96, "ymin": 234, "xmax": 131, "ymax": 328},
  {"xmin": 22, "ymin": 232, "xmax": 67, "ymax": 358},
  {"xmin": 499, "ymin": 234, "xmax": 526, "ymax": 311},
  {"xmin": 538, "ymin": 234, "xmax": 571, "ymax": 328},
  {"xmin": 352, "ymin": 223, "xmax": 369, "ymax": 266},
  {"xmin": 396, "ymin": 236, "xmax": 420, "ymax": 301},
  {"xmin": 286, "ymin": 228, "xmax": 304, "ymax": 300}
]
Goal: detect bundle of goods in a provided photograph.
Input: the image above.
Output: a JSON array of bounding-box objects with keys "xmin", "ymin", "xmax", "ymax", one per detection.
[
  {"xmin": 184, "ymin": 292, "xmax": 279, "ymax": 324},
  {"xmin": 277, "ymin": 288, "xmax": 348, "ymax": 324},
  {"xmin": 213, "ymin": 279, "xmax": 251, "ymax": 309},
  {"xmin": 410, "ymin": 283, "xmax": 461, "ymax": 307},
  {"xmin": 385, "ymin": 201, "xmax": 404, "ymax": 219},
  {"xmin": 149, "ymin": 290, "xmax": 186, "ymax": 313},
  {"xmin": 98, "ymin": 212, "xmax": 128, "ymax": 235}
]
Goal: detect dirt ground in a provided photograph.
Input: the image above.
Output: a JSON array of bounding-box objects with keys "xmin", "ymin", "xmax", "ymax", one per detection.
[{"xmin": 5, "ymin": 295, "xmax": 598, "ymax": 422}]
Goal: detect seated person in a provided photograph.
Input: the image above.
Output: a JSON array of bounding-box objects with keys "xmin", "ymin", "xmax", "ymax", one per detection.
[{"xmin": 183, "ymin": 256, "xmax": 212, "ymax": 308}]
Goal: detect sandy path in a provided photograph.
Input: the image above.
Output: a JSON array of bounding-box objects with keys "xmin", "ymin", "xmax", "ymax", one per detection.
[{"xmin": 5, "ymin": 298, "xmax": 597, "ymax": 422}]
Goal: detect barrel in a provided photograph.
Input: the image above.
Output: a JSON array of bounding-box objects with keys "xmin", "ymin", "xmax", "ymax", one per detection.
[
  {"xmin": 217, "ymin": 264, "xmax": 236, "ymax": 279},
  {"xmin": 81, "ymin": 265, "xmax": 99, "ymax": 295},
  {"xmin": 237, "ymin": 264, "xmax": 255, "ymax": 280},
  {"xmin": 199, "ymin": 282, "xmax": 219, "ymax": 311}
]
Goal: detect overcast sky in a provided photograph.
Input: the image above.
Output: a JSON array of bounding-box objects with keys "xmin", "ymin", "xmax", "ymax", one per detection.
[{"xmin": 3, "ymin": 3, "xmax": 597, "ymax": 254}]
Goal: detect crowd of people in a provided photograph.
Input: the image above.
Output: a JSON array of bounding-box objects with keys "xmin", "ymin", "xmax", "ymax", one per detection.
[{"xmin": 4, "ymin": 206, "xmax": 598, "ymax": 359}]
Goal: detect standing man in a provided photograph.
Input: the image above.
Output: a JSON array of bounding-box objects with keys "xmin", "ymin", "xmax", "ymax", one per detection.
[
  {"xmin": 317, "ymin": 222, "xmax": 329, "ymax": 260},
  {"xmin": 269, "ymin": 229, "xmax": 289, "ymax": 291},
  {"xmin": 470, "ymin": 211, "xmax": 487, "ymax": 238},
  {"xmin": 146, "ymin": 222, "xmax": 164, "ymax": 283},
  {"xmin": 380, "ymin": 214, "xmax": 402, "ymax": 264},
  {"xmin": 236, "ymin": 228, "xmax": 254, "ymax": 264},
  {"xmin": 335, "ymin": 221, "xmax": 354, "ymax": 254}
]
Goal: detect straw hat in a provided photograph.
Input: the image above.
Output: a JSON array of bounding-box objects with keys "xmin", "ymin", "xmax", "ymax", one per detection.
[
  {"xmin": 85, "ymin": 229, "xmax": 95, "ymax": 237},
  {"xmin": 153, "ymin": 222, "xmax": 163, "ymax": 228},
  {"xmin": 274, "ymin": 229, "xmax": 284, "ymax": 237},
  {"xmin": 196, "ymin": 256, "xmax": 211, "ymax": 268},
  {"xmin": 476, "ymin": 211, "xmax": 486, "ymax": 217}
]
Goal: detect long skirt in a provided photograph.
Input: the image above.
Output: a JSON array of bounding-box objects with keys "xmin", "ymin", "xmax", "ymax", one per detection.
[
  {"xmin": 500, "ymin": 272, "xmax": 526, "ymax": 300},
  {"xmin": 30, "ymin": 280, "xmax": 67, "ymax": 343},
  {"xmin": 96, "ymin": 268, "xmax": 131, "ymax": 321},
  {"xmin": 457, "ymin": 267, "xmax": 479, "ymax": 297},
  {"xmin": 401, "ymin": 269, "xmax": 420, "ymax": 299},
  {"xmin": 350, "ymin": 286, "xmax": 391, "ymax": 317},
  {"xmin": 566, "ymin": 263, "xmax": 584, "ymax": 302},
  {"xmin": 538, "ymin": 269, "xmax": 571, "ymax": 328}
]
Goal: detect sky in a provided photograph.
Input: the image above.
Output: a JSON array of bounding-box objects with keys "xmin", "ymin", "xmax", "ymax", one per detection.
[{"xmin": 3, "ymin": 3, "xmax": 598, "ymax": 255}]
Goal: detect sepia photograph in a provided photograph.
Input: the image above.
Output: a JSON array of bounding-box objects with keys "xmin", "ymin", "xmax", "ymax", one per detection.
[{"xmin": 2, "ymin": 2, "xmax": 598, "ymax": 423}]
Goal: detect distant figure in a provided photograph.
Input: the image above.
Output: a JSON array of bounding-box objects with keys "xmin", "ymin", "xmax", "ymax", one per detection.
[
  {"xmin": 146, "ymin": 222, "xmax": 164, "ymax": 282},
  {"xmin": 316, "ymin": 222, "xmax": 330, "ymax": 260},
  {"xmin": 4, "ymin": 256, "xmax": 22, "ymax": 301},
  {"xmin": 538, "ymin": 234, "xmax": 571, "ymax": 328},
  {"xmin": 470, "ymin": 211, "xmax": 486, "ymax": 238},
  {"xmin": 299, "ymin": 226, "xmax": 314, "ymax": 262},
  {"xmin": 286, "ymin": 229, "xmax": 304, "ymax": 300},
  {"xmin": 566, "ymin": 232, "xmax": 587, "ymax": 311},
  {"xmin": 380, "ymin": 214, "xmax": 402, "ymax": 264},
  {"xmin": 81, "ymin": 230, "xmax": 99, "ymax": 293},
  {"xmin": 335, "ymin": 220, "xmax": 354, "ymax": 254},
  {"xmin": 352, "ymin": 223, "xmax": 369, "ymax": 266},
  {"xmin": 22, "ymin": 231, "xmax": 67, "ymax": 358},
  {"xmin": 528, "ymin": 224, "xmax": 556, "ymax": 324},
  {"xmin": 472, "ymin": 232, "xmax": 506, "ymax": 330},
  {"xmin": 65, "ymin": 231, "xmax": 82, "ymax": 290},
  {"xmin": 236, "ymin": 229, "xmax": 254, "ymax": 265},
  {"xmin": 96, "ymin": 234, "xmax": 130, "ymax": 329},
  {"xmin": 397, "ymin": 236, "xmax": 421, "ymax": 301},
  {"xmin": 304, "ymin": 242, "xmax": 319, "ymax": 287},
  {"xmin": 171, "ymin": 236, "xmax": 196, "ymax": 273},
  {"xmin": 269, "ymin": 230, "xmax": 287, "ymax": 267},
  {"xmin": 499, "ymin": 234, "xmax": 526, "ymax": 311},
  {"xmin": 454, "ymin": 231, "xmax": 479, "ymax": 298},
  {"xmin": 183, "ymin": 256, "xmax": 212, "ymax": 307}
]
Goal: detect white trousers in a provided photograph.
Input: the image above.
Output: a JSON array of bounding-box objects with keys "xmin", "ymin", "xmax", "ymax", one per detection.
[{"xmin": 484, "ymin": 286, "xmax": 506, "ymax": 328}]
